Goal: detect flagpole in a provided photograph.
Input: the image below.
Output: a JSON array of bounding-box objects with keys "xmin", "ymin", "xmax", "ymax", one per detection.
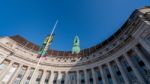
[{"xmin": 29, "ymin": 20, "xmax": 58, "ymax": 84}]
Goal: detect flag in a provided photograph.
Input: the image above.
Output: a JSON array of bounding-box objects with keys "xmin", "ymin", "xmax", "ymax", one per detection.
[
  {"xmin": 37, "ymin": 20, "xmax": 58, "ymax": 58},
  {"xmin": 37, "ymin": 34, "xmax": 54, "ymax": 58}
]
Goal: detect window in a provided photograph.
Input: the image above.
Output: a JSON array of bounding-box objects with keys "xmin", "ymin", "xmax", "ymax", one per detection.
[
  {"xmin": 13, "ymin": 67, "xmax": 27, "ymax": 84},
  {"xmin": 131, "ymin": 55, "xmax": 150, "ymax": 83},
  {"xmin": 116, "ymin": 71, "xmax": 121, "ymax": 76},
  {"xmin": 81, "ymin": 79, "xmax": 85, "ymax": 83},
  {"xmin": 112, "ymin": 64, "xmax": 125, "ymax": 83},
  {"xmin": 25, "ymin": 68, "xmax": 34, "ymax": 84},
  {"xmin": 53, "ymin": 72, "xmax": 58, "ymax": 84},
  {"xmin": 120, "ymin": 59, "xmax": 137, "ymax": 83},
  {"xmin": 80, "ymin": 71, "xmax": 85, "ymax": 84},
  {"xmin": 61, "ymin": 73, "xmax": 65, "ymax": 84},
  {"xmin": 147, "ymin": 36, "xmax": 150, "ymax": 45},
  {"xmin": 104, "ymin": 67, "xmax": 113, "ymax": 84},
  {"xmin": 45, "ymin": 71, "xmax": 51, "ymax": 84},
  {"xmin": 69, "ymin": 72, "xmax": 77, "ymax": 84},
  {"xmin": 148, "ymin": 36, "xmax": 150, "ymax": 40},
  {"xmin": 61, "ymin": 80, "xmax": 64, "ymax": 84},
  {"xmin": 127, "ymin": 67, "xmax": 132, "ymax": 72}
]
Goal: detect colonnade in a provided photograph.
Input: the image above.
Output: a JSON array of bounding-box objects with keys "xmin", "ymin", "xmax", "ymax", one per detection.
[{"xmin": 0, "ymin": 43, "xmax": 150, "ymax": 84}]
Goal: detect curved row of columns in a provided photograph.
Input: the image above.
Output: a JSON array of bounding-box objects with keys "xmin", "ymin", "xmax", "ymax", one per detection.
[{"xmin": 0, "ymin": 39, "xmax": 150, "ymax": 84}]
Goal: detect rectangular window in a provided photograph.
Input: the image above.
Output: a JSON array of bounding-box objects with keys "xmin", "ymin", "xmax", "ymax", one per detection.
[
  {"xmin": 13, "ymin": 67, "xmax": 27, "ymax": 84},
  {"xmin": 45, "ymin": 71, "xmax": 51, "ymax": 84},
  {"xmin": 148, "ymin": 36, "xmax": 150, "ymax": 39}
]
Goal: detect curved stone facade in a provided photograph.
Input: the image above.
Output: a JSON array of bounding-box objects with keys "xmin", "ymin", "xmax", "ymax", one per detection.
[{"xmin": 0, "ymin": 6, "xmax": 150, "ymax": 84}]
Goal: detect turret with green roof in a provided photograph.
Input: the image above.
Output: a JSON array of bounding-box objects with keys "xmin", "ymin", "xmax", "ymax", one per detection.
[{"xmin": 72, "ymin": 35, "xmax": 80, "ymax": 54}]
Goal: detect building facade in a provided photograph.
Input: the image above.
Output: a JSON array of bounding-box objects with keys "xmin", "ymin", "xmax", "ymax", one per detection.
[{"xmin": 0, "ymin": 6, "xmax": 150, "ymax": 84}]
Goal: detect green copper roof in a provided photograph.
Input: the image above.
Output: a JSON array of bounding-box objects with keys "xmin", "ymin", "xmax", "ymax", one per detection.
[{"xmin": 72, "ymin": 35, "xmax": 80, "ymax": 54}]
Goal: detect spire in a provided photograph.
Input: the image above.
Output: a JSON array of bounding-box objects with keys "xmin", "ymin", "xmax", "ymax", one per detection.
[{"xmin": 72, "ymin": 35, "xmax": 80, "ymax": 54}]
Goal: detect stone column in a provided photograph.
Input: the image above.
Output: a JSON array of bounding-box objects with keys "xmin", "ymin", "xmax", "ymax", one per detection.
[
  {"xmin": 115, "ymin": 58, "xmax": 130, "ymax": 84},
  {"xmin": 0, "ymin": 61, "xmax": 13, "ymax": 80},
  {"xmin": 57, "ymin": 71, "xmax": 62, "ymax": 84},
  {"xmin": 138, "ymin": 38, "xmax": 150, "ymax": 53},
  {"xmin": 20, "ymin": 66, "xmax": 31, "ymax": 84},
  {"xmin": 124, "ymin": 53, "xmax": 146, "ymax": 84},
  {"xmin": 40, "ymin": 70, "xmax": 47, "ymax": 84},
  {"xmin": 107, "ymin": 63, "xmax": 118, "ymax": 84},
  {"xmin": 77, "ymin": 71, "xmax": 80, "ymax": 84},
  {"xmin": 134, "ymin": 47, "xmax": 150, "ymax": 69},
  {"xmin": 64, "ymin": 72, "xmax": 69, "ymax": 84},
  {"xmin": 84, "ymin": 69, "xmax": 88, "ymax": 84},
  {"xmin": 76, "ymin": 71, "xmax": 80, "ymax": 84},
  {"xmin": 49, "ymin": 71, "xmax": 55, "ymax": 84},
  {"xmin": 29, "ymin": 69, "xmax": 39, "ymax": 84},
  {"xmin": 91, "ymin": 68, "xmax": 97, "ymax": 84},
  {"xmin": 9, "ymin": 64, "xmax": 22, "ymax": 84},
  {"xmin": 99, "ymin": 66, "xmax": 107, "ymax": 84}
]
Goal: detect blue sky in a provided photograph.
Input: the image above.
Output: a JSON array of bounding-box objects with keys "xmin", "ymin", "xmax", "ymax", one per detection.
[{"xmin": 0, "ymin": 0, "xmax": 149, "ymax": 51}]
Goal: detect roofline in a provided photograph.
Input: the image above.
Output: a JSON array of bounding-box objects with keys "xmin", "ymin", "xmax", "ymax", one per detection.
[{"xmin": 9, "ymin": 6, "xmax": 149, "ymax": 57}]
